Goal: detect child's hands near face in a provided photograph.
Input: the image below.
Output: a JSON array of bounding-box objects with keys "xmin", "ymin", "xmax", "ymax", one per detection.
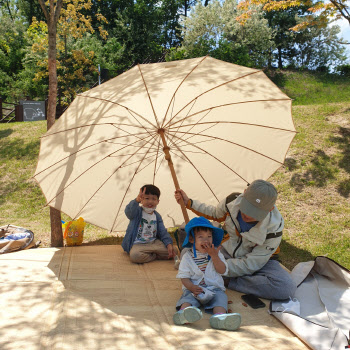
[
  {"xmin": 136, "ymin": 187, "xmax": 146, "ymax": 203},
  {"xmin": 202, "ymin": 243, "xmax": 221, "ymax": 258}
]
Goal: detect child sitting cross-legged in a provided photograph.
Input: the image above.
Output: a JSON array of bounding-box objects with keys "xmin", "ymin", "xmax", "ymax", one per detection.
[{"xmin": 173, "ymin": 216, "xmax": 241, "ymax": 331}]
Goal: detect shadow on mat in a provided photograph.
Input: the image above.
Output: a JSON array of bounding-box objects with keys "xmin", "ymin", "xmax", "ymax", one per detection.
[{"xmin": 0, "ymin": 245, "xmax": 310, "ymax": 349}]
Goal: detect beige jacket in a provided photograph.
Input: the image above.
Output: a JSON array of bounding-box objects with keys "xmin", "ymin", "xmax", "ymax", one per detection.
[{"xmin": 188, "ymin": 194, "xmax": 284, "ymax": 277}]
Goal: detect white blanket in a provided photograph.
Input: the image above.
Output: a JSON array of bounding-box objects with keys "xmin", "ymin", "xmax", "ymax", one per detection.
[{"xmin": 270, "ymin": 256, "xmax": 350, "ymax": 350}]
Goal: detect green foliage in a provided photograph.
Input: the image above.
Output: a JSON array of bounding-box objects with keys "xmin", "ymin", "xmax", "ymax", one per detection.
[
  {"xmin": 286, "ymin": 23, "xmax": 347, "ymax": 70},
  {"xmin": 168, "ymin": 0, "xmax": 275, "ymax": 67},
  {"xmin": 0, "ymin": 0, "xmax": 348, "ymax": 102},
  {"xmin": 336, "ymin": 64, "xmax": 350, "ymax": 76},
  {"xmin": 102, "ymin": 0, "xmax": 183, "ymax": 72},
  {"xmin": 17, "ymin": 0, "xmax": 46, "ymax": 23},
  {"xmin": 264, "ymin": 4, "xmax": 307, "ymax": 68},
  {"xmin": 0, "ymin": 13, "xmax": 28, "ymax": 100}
]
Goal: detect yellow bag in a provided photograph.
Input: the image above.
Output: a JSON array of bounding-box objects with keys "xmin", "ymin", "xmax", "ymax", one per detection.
[{"xmin": 62, "ymin": 217, "xmax": 85, "ymax": 246}]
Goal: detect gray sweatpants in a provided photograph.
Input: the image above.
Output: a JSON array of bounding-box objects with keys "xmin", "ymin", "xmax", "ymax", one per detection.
[{"xmin": 226, "ymin": 259, "xmax": 297, "ymax": 300}]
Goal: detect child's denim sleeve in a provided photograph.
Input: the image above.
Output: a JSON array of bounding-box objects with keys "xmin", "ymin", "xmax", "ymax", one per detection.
[
  {"xmin": 124, "ymin": 199, "xmax": 140, "ymax": 220},
  {"xmin": 157, "ymin": 215, "xmax": 173, "ymax": 247}
]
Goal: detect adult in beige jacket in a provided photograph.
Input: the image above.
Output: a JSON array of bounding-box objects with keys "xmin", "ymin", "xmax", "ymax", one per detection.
[{"xmin": 175, "ymin": 180, "xmax": 296, "ymax": 300}]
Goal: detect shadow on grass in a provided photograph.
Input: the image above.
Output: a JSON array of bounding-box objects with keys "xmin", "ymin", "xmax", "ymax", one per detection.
[
  {"xmin": 0, "ymin": 137, "xmax": 40, "ymax": 160},
  {"xmin": 0, "ymin": 128, "xmax": 13, "ymax": 139},
  {"xmin": 288, "ymin": 127, "xmax": 350, "ymax": 198},
  {"xmin": 329, "ymin": 126, "xmax": 350, "ymax": 197},
  {"xmin": 278, "ymin": 240, "xmax": 315, "ymax": 271},
  {"xmin": 289, "ymin": 149, "xmax": 337, "ymax": 191},
  {"xmin": 284, "ymin": 157, "xmax": 298, "ymax": 171}
]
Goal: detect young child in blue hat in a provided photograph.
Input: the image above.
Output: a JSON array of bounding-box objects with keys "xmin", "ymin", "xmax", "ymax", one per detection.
[{"xmin": 173, "ymin": 216, "xmax": 241, "ymax": 331}]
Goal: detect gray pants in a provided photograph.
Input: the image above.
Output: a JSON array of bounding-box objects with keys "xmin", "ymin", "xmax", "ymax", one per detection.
[{"xmin": 226, "ymin": 259, "xmax": 297, "ymax": 300}]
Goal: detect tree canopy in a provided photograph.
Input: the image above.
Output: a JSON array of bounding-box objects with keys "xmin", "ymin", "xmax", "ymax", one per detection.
[{"xmin": 0, "ymin": 0, "xmax": 348, "ymax": 104}]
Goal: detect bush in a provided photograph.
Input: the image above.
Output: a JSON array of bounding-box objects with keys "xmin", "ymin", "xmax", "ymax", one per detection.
[{"xmin": 336, "ymin": 64, "xmax": 350, "ymax": 76}]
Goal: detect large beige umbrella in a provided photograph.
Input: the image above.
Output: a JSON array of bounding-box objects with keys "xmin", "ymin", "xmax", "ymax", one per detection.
[{"xmin": 34, "ymin": 56, "xmax": 296, "ymax": 231}]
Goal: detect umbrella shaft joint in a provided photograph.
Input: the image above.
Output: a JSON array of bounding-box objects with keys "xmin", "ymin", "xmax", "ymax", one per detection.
[{"xmin": 163, "ymin": 146, "xmax": 171, "ymax": 161}]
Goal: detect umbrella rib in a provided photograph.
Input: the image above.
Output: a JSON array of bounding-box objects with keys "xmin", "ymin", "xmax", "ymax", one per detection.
[
  {"xmin": 168, "ymin": 121, "xmax": 297, "ymax": 134},
  {"xmin": 163, "ymin": 70, "xmax": 263, "ymax": 128},
  {"xmin": 106, "ymin": 140, "xmax": 158, "ymax": 149},
  {"xmin": 161, "ymin": 56, "xmax": 208, "ymax": 129},
  {"xmin": 167, "ymin": 98, "xmax": 292, "ymax": 129},
  {"xmin": 169, "ymin": 118, "xmax": 218, "ymax": 149},
  {"xmin": 169, "ymin": 133, "xmax": 246, "ymax": 184},
  {"xmin": 173, "ymin": 138, "xmax": 217, "ymax": 149},
  {"xmin": 173, "ymin": 131, "xmax": 284, "ymax": 165},
  {"xmin": 155, "ymin": 154, "xmax": 166, "ymax": 177},
  {"xmin": 40, "ymin": 122, "xmax": 152, "ymax": 138},
  {"xmin": 76, "ymin": 94, "xmax": 157, "ymax": 129},
  {"xmin": 109, "ymin": 137, "xmax": 159, "ymax": 232},
  {"xmin": 109, "ymin": 150, "xmax": 158, "ymax": 158},
  {"xmin": 153, "ymin": 136, "xmax": 161, "ymax": 184},
  {"xmin": 167, "ymin": 99, "xmax": 199, "ymax": 147},
  {"xmin": 34, "ymin": 131, "xmax": 154, "ymax": 178},
  {"xmin": 170, "ymin": 146, "xmax": 219, "ymax": 202},
  {"xmin": 116, "ymin": 150, "xmax": 159, "ymax": 168},
  {"xmin": 137, "ymin": 64, "xmax": 160, "ymax": 128},
  {"xmin": 73, "ymin": 137, "xmax": 157, "ymax": 222},
  {"xmin": 126, "ymin": 109, "xmax": 159, "ymax": 142},
  {"xmin": 45, "ymin": 134, "xmax": 155, "ymax": 206},
  {"xmin": 137, "ymin": 152, "xmax": 164, "ymax": 175}
]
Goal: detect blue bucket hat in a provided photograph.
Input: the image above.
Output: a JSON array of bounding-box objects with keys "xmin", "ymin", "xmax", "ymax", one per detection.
[{"xmin": 183, "ymin": 217, "xmax": 224, "ymax": 257}]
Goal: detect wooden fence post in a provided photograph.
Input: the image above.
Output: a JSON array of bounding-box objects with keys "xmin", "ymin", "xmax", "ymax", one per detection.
[{"xmin": 15, "ymin": 104, "xmax": 23, "ymax": 122}]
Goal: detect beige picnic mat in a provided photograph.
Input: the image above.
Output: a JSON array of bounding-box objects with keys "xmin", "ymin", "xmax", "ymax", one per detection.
[{"xmin": 0, "ymin": 245, "xmax": 309, "ymax": 350}]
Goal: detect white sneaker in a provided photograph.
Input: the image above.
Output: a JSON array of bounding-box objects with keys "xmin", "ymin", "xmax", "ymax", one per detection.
[
  {"xmin": 209, "ymin": 313, "xmax": 241, "ymax": 331},
  {"xmin": 173, "ymin": 306, "xmax": 203, "ymax": 325}
]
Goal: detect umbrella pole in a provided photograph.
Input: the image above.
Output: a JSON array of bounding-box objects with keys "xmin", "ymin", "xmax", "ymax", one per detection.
[{"xmin": 158, "ymin": 129, "xmax": 190, "ymax": 224}]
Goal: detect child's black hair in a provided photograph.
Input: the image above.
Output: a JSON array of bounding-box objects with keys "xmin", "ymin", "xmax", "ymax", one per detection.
[
  {"xmin": 141, "ymin": 184, "xmax": 161, "ymax": 199},
  {"xmin": 193, "ymin": 226, "xmax": 213, "ymax": 235}
]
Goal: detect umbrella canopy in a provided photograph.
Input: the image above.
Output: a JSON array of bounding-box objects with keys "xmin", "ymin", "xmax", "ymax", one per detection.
[{"xmin": 34, "ymin": 56, "xmax": 296, "ymax": 231}]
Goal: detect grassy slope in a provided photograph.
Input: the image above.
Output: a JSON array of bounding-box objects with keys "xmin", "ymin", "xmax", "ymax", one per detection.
[{"xmin": 0, "ymin": 71, "xmax": 349, "ymax": 270}]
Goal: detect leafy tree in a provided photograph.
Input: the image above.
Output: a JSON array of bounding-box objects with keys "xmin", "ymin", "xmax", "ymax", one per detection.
[
  {"xmin": 167, "ymin": 0, "xmax": 274, "ymax": 67},
  {"xmin": 83, "ymin": 0, "xmax": 185, "ymax": 73},
  {"xmin": 238, "ymin": 0, "xmax": 350, "ymax": 31},
  {"xmin": 263, "ymin": 2, "xmax": 347, "ymax": 69},
  {"xmin": 286, "ymin": 23, "xmax": 347, "ymax": 70},
  {"xmin": 0, "ymin": 1, "xmax": 28, "ymax": 100},
  {"xmin": 34, "ymin": 0, "xmax": 107, "ymax": 246},
  {"xmin": 24, "ymin": 1, "xmax": 108, "ymax": 107},
  {"xmin": 264, "ymin": 6, "xmax": 306, "ymax": 68},
  {"xmin": 73, "ymin": 34, "xmax": 125, "ymax": 78},
  {"xmin": 18, "ymin": 0, "xmax": 46, "ymax": 23}
]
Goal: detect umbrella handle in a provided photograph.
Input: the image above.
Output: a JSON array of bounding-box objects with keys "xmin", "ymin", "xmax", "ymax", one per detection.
[{"xmin": 158, "ymin": 129, "xmax": 190, "ymax": 224}]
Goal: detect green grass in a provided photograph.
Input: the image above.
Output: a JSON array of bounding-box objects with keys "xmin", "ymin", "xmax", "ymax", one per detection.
[
  {"xmin": 266, "ymin": 70, "xmax": 350, "ymax": 106},
  {"xmin": 0, "ymin": 70, "xmax": 349, "ymax": 271}
]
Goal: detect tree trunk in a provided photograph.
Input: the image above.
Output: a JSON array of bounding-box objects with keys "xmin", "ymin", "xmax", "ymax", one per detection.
[
  {"xmin": 278, "ymin": 47, "xmax": 283, "ymax": 69},
  {"xmin": 39, "ymin": 0, "xmax": 64, "ymax": 246}
]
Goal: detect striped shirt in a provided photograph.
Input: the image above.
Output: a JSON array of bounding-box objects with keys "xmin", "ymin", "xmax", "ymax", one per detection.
[{"xmin": 191, "ymin": 250, "xmax": 209, "ymax": 286}]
